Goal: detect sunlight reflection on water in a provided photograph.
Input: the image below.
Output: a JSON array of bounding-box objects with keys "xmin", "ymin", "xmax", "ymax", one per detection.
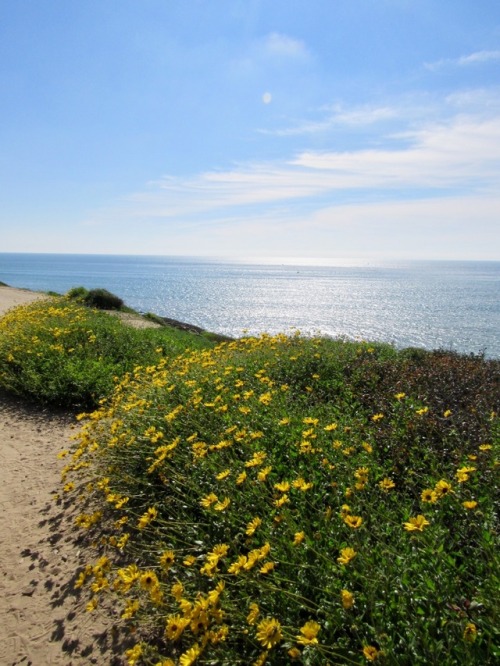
[{"xmin": 1, "ymin": 254, "xmax": 499, "ymax": 358}]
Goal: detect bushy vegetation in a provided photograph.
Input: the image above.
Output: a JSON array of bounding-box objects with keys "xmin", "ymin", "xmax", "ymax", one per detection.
[
  {"xmin": 66, "ymin": 337, "xmax": 498, "ymax": 665},
  {"xmin": 66, "ymin": 286, "xmax": 125, "ymax": 310},
  {"xmin": 1, "ymin": 299, "xmax": 498, "ymax": 665},
  {"xmin": 0, "ymin": 297, "xmax": 212, "ymax": 408}
]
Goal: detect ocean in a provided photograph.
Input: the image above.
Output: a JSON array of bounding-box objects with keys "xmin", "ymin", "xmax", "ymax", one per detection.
[{"xmin": 1, "ymin": 253, "xmax": 499, "ymax": 359}]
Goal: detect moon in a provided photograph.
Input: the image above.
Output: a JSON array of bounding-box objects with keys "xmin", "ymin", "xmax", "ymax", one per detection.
[{"xmin": 262, "ymin": 92, "xmax": 272, "ymax": 104}]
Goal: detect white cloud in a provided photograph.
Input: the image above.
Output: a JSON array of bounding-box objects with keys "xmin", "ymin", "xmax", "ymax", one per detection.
[
  {"xmin": 85, "ymin": 104, "xmax": 500, "ymax": 261},
  {"xmin": 120, "ymin": 114, "xmax": 500, "ymax": 221},
  {"xmin": 293, "ymin": 117, "xmax": 500, "ymax": 187},
  {"xmin": 425, "ymin": 50, "xmax": 500, "ymax": 71}
]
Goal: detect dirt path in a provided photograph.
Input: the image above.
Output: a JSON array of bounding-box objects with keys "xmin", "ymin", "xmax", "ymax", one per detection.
[
  {"xmin": 0, "ymin": 395, "xmax": 126, "ymax": 665},
  {"xmin": 0, "ymin": 286, "xmax": 49, "ymax": 315},
  {"xmin": 0, "ymin": 287, "xmax": 132, "ymax": 664}
]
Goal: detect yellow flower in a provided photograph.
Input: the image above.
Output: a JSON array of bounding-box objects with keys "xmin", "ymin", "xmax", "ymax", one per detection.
[
  {"xmin": 214, "ymin": 497, "xmax": 231, "ymax": 511},
  {"xmin": 206, "ymin": 580, "xmax": 224, "ymax": 605},
  {"xmin": 341, "ymin": 589, "xmax": 355, "ymax": 609},
  {"xmin": 303, "ymin": 416, "xmax": 319, "ymax": 425},
  {"xmin": 137, "ymin": 506, "xmax": 157, "ymax": 529},
  {"xmin": 259, "ymin": 391, "xmax": 273, "ymax": 405},
  {"xmin": 121, "ymin": 599, "xmax": 140, "ymax": 619},
  {"xmin": 117, "ymin": 563, "xmax": 140, "ymax": 587},
  {"xmin": 292, "ymin": 477, "xmax": 313, "ymax": 491},
  {"xmin": 183, "ymin": 555, "xmax": 196, "ymax": 567},
  {"xmin": 296, "ymin": 620, "xmax": 321, "ymax": 646},
  {"xmin": 125, "ymin": 644, "xmax": 143, "ymax": 666},
  {"xmin": 479, "ymin": 443, "xmax": 492, "ymax": 451},
  {"xmin": 74, "ymin": 571, "xmax": 87, "ymax": 589},
  {"xmin": 259, "ymin": 561, "xmax": 276, "ymax": 574},
  {"xmin": 171, "ymin": 581, "xmax": 184, "ymax": 600},
  {"xmin": 363, "ymin": 645, "xmax": 380, "ymax": 661},
  {"xmin": 279, "ymin": 417, "xmax": 290, "ymax": 425},
  {"xmin": 274, "ymin": 493, "xmax": 289, "ymax": 507},
  {"xmin": 252, "ymin": 651, "xmax": 269, "ymax": 666},
  {"xmin": 179, "ymin": 644, "xmax": 202, "ymax": 666},
  {"xmin": 165, "ymin": 614, "xmax": 189, "ymax": 641},
  {"xmin": 379, "ymin": 478, "xmax": 395, "ymax": 491},
  {"xmin": 394, "ymin": 392, "xmax": 406, "ymax": 400},
  {"xmin": 456, "ymin": 466, "xmax": 476, "ymax": 483},
  {"xmin": 416, "ymin": 406, "xmax": 429, "ymax": 415},
  {"xmin": 256, "ymin": 618, "xmax": 283, "ymax": 649},
  {"xmin": 228, "ymin": 555, "xmax": 247, "ymax": 574},
  {"xmin": 463, "ymin": 500, "xmax": 478, "ymax": 510},
  {"xmin": 139, "ymin": 570, "xmax": 159, "ymax": 591},
  {"xmin": 207, "ymin": 625, "xmax": 229, "ymax": 644},
  {"xmin": 247, "ymin": 602, "xmax": 260, "ymax": 625},
  {"xmin": 344, "ymin": 515, "xmax": 363, "ymax": 529},
  {"xmin": 324, "ymin": 422, "xmax": 338, "ymax": 431},
  {"xmin": 245, "ymin": 451, "xmax": 267, "ymax": 467},
  {"xmin": 463, "ymin": 622, "xmax": 478, "ymax": 642},
  {"xmin": 257, "ymin": 466, "xmax": 272, "ymax": 482},
  {"xmin": 371, "ymin": 413, "xmax": 384, "ymax": 422},
  {"xmin": 355, "ymin": 467, "xmax": 369, "ymax": 480},
  {"xmin": 246, "ymin": 517, "xmax": 262, "ymax": 536},
  {"xmin": 274, "ymin": 480, "xmax": 290, "ymax": 492},
  {"xmin": 159, "ymin": 550, "xmax": 175, "ymax": 570},
  {"xmin": 86, "ymin": 596, "xmax": 98, "ymax": 612},
  {"xmin": 434, "ymin": 479, "xmax": 453, "ymax": 498},
  {"xmin": 403, "ymin": 515, "xmax": 430, "ymax": 532},
  {"xmin": 190, "ymin": 611, "xmax": 209, "ymax": 635},
  {"xmin": 443, "ymin": 409, "xmax": 452, "ymax": 417},
  {"xmin": 148, "ymin": 582, "xmax": 162, "ymax": 603},
  {"xmin": 236, "ymin": 471, "xmax": 247, "ymax": 485},
  {"xmin": 293, "ymin": 531, "xmax": 305, "ymax": 546},
  {"xmin": 216, "ymin": 469, "xmax": 231, "ymax": 480},
  {"xmin": 420, "ymin": 488, "xmax": 437, "ymax": 504},
  {"xmin": 337, "ymin": 547, "xmax": 357, "ymax": 565}
]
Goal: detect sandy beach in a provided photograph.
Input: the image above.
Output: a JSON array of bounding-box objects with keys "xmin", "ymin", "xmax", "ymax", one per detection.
[{"xmin": 0, "ymin": 287, "xmax": 124, "ymax": 665}]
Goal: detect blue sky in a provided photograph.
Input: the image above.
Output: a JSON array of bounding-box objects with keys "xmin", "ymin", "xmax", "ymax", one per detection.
[{"xmin": 1, "ymin": 0, "xmax": 500, "ymax": 260}]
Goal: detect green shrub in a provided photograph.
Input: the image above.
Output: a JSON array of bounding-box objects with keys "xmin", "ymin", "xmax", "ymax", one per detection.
[
  {"xmin": 66, "ymin": 286, "xmax": 89, "ymax": 301},
  {"xmin": 84, "ymin": 288, "xmax": 124, "ymax": 310}
]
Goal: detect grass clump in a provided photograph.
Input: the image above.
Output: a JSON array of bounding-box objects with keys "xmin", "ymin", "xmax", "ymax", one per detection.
[
  {"xmin": 0, "ymin": 297, "xmax": 213, "ymax": 409},
  {"xmin": 62, "ymin": 334, "xmax": 499, "ymax": 665}
]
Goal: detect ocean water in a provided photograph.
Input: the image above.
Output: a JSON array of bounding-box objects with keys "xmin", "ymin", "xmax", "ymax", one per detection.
[{"xmin": 1, "ymin": 253, "xmax": 499, "ymax": 359}]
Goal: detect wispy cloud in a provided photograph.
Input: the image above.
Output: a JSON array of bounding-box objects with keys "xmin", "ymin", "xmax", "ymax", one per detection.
[
  {"xmin": 259, "ymin": 104, "xmax": 399, "ymax": 136},
  {"xmin": 458, "ymin": 50, "xmax": 500, "ymax": 65},
  {"xmin": 425, "ymin": 50, "xmax": 500, "ymax": 71},
  {"xmin": 111, "ymin": 113, "xmax": 500, "ymax": 223},
  {"xmin": 83, "ymin": 102, "xmax": 500, "ymax": 259}
]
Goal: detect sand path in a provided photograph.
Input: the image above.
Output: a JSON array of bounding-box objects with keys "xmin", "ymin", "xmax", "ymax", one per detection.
[{"xmin": 0, "ymin": 288, "xmax": 125, "ymax": 665}]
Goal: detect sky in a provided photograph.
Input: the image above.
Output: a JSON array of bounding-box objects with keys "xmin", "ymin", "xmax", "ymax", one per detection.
[{"xmin": 1, "ymin": 0, "xmax": 500, "ymax": 260}]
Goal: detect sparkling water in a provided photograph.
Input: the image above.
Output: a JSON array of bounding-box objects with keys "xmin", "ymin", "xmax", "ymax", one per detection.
[{"xmin": 1, "ymin": 253, "xmax": 499, "ymax": 358}]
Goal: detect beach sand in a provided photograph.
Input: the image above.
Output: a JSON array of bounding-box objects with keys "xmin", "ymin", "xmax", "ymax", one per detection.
[{"xmin": 0, "ymin": 288, "xmax": 126, "ymax": 665}]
